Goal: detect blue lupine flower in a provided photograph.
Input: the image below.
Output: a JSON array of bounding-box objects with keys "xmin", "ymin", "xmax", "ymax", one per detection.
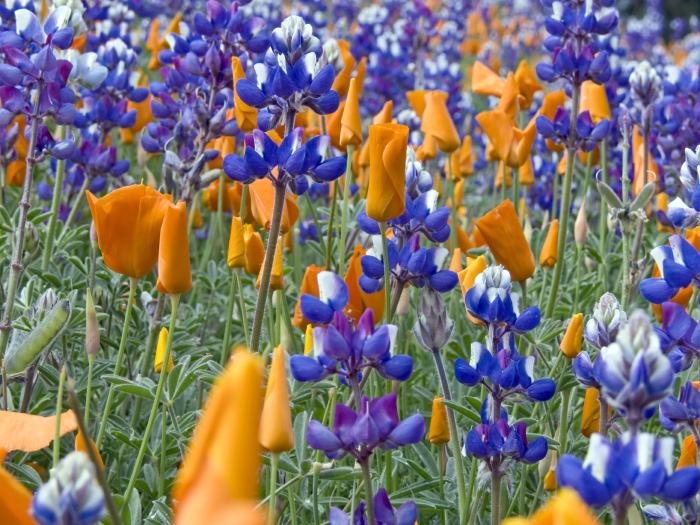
[
  {"xmin": 667, "ymin": 146, "xmax": 700, "ymax": 229},
  {"xmin": 558, "ymin": 432, "xmax": 700, "ymax": 507},
  {"xmin": 307, "ymin": 394, "xmax": 425, "ymax": 461},
  {"xmin": 584, "ymin": 292, "xmax": 626, "ymax": 350},
  {"xmin": 329, "ymin": 489, "xmax": 417, "ymax": 525},
  {"xmin": 660, "ymin": 381, "xmax": 700, "ymax": 434},
  {"xmin": 31, "ymin": 451, "xmax": 105, "ymax": 525},
  {"xmin": 654, "ymin": 302, "xmax": 700, "ymax": 372},
  {"xmin": 465, "ymin": 417, "xmax": 548, "ymax": 466},
  {"xmin": 536, "ymin": 108, "xmax": 611, "ymax": 152},
  {"xmin": 640, "ymin": 235, "xmax": 700, "ymax": 303},
  {"xmin": 573, "ymin": 350, "xmax": 603, "ymax": 390}
]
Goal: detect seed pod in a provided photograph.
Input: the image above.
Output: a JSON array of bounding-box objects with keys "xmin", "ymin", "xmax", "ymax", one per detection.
[
  {"xmin": 629, "ymin": 181, "xmax": 655, "ymax": 212},
  {"xmin": 596, "ymin": 181, "xmax": 623, "ymax": 210},
  {"xmin": 5, "ymin": 299, "xmax": 71, "ymax": 378}
]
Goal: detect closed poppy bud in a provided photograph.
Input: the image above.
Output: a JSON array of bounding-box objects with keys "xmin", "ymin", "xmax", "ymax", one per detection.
[
  {"xmin": 581, "ymin": 388, "xmax": 600, "ymax": 438},
  {"xmin": 332, "ymin": 40, "xmax": 355, "ymax": 99},
  {"xmin": 157, "ymin": 201, "xmax": 192, "ymax": 295},
  {"xmin": 293, "ymin": 265, "xmax": 325, "ymax": 330},
  {"xmin": 560, "ymin": 313, "xmax": 583, "ymax": 358},
  {"xmin": 428, "ymin": 397, "xmax": 450, "ymax": 444},
  {"xmin": 539, "ymin": 219, "xmax": 559, "ymax": 268},
  {"xmin": 155, "ymin": 327, "xmax": 174, "ymax": 374},
  {"xmin": 396, "ymin": 286, "xmax": 410, "ymax": 317},
  {"xmin": 340, "ymin": 78, "xmax": 362, "ymax": 147},
  {"xmin": 678, "ymin": 435, "xmax": 697, "ymax": 469},
  {"xmin": 345, "ymin": 244, "xmax": 384, "ymax": 321},
  {"xmin": 406, "ymin": 89, "xmax": 430, "ymax": 117},
  {"xmin": 232, "ymin": 56, "xmax": 257, "ymax": 133},
  {"xmin": 471, "ymin": 61, "xmax": 505, "ymax": 97},
  {"xmin": 87, "ymin": 184, "xmax": 172, "ymax": 279},
  {"xmin": 227, "ymin": 217, "xmax": 246, "ymax": 269},
  {"xmin": 192, "ymin": 206, "xmax": 203, "ymax": 230},
  {"xmin": 475, "ymin": 200, "xmax": 535, "ymax": 282},
  {"xmin": 202, "ymin": 178, "xmax": 232, "ymax": 212},
  {"xmin": 374, "ymin": 100, "xmax": 393, "ymax": 125},
  {"xmin": 458, "ymin": 136, "xmax": 475, "ymax": 177},
  {"xmin": 421, "ymin": 91, "xmax": 461, "ymax": 153},
  {"xmin": 256, "ymin": 241, "xmax": 284, "ymax": 291},
  {"xmin": 326, "ymin": 101, "xmax": 345, "ymax": 151},
  {"xmin": 75, "ymin": 430, "xmax": 103, "ymax": 470},
  {"xmin": 249, "ymin": 178, "xmax": 299, "ymax": 235},
  {"xmin": 575, "ymin": 199, "xmax": 588, "ymax": 248},
  {"xmin": 304, "ymin": 324, "xmax": 314, "ymax": 356},
  {"xmin": 458, "ymin": 255, "xmax": 488, "ymax": 326},
  {"xmin": 366, "ymin": 123, "xmax": 409, "ymax": 222},
  {"xmin": 580, "ymin": 81, "xmax": 611, "ymax": 123},
  {"xmin": 544, "ymin": 470, "xmax": 557, "ymax": 492},
  {"xmin": 145, "ymin": 19, "xmax": 162, "ymax": 70},
  {"xmin": 243, "ymin": 225, "xmax": 265, "ymax": 275},
  {"xmin": 259, "ymin": 345, "xmax": 294, "ymax": 453}
]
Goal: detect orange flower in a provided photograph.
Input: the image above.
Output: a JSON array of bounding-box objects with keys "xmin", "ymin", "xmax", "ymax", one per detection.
[
  {"xmin": 293, "ymin": 265, "xmax": 325, "ymax": 330},
  {"xmin": 458, "ymin": 255, "xmax": 487, "ymax": 325},
  {"xmin": 421, "ymin": 91, "xmax": 461, "ymax": 153},
  {"xmin": 476, "ymin": 110, "xmax": 537, "ymax": 168},
  {"xmin": 243, "ymin": 225, "xmax": 265, "ymax": 276},
  {"xmin": 249, "ymin": 178, "xmax": 298, "ymax": 235},
  {"xmin": 154, "ymin": 327, "xmax": 174, "ymax": 374},
  {"xmin": 514, "ymin": 60, "xmax": 542, "ymax": 110},
  {"xmin": 232, "ymin": 56, "xmax": 258, "ymax": 133},
  {"xmin": 202, "ymin": 178, "xmax": 232, "ymax": 212},
  {"xmin": 87, "ymin": 184, "xmax": 172, "ymax": 278},
  {"xmin": 475, "ymin": 200, "xmax": 535, "ymax": 282},
  {"xmin": 331, "ymin": 40, "xmax": 356, "ymax": 99},
  {"xmin": 75, "ymin": 430, "xmax": 104, "ymax": 470},
  {"xmin": 0, "ymin": 460, "xmax": 33, "ymax": 525},
  {"xmin": 449, "ymin": 249, "xmax": 463, "ymax": 273},
  {"xmin": 580, "ymin": 81, "xmax": 611, "ymax": 123},
  {"xmin": 366, "ymin": 123, "xmax": 409, "ymax": 222},
  {"xmin": 256, "ymin": 241, "xmax": 283, "ymax": 291},
  {"xmin": 539, "ymin": 219, "xmax": 559, "ymax": 267},
  {"xmin": 120, "ymin": 93, "xmax": 152, "ymax": 145},
  {"xmin": 157, "ymin": 201, "xmax": 192, "ymax": 295},
  {"xmin": 678, "ymin": 435, "xmax": 697, "ymax": 469},
  {"xmin": 471, "ymin": 61, "xmax": 505, "ymax": 97},
  {"xmin": 539, "ymin": 90, "xmax": 567, "ymax": 120},
  {"xmin": 503, "ymin": 489, "xmax": 602, "ymax": 525},
  {"xmin": 560, "ymin": 313, "xmax": 583, "ymax": 358},
  {"xmin": 374, "ymin": 100, "xmax": 393, "ymax": 124},
  {"xmin": 345, "ymin": 245, "xmax": 384, "ymax": 321},
  {"xmin": 340, "ymin": 78, "xmax": 362, "ymax": 147},
  {"xmin": 632, "ymin": 126, "xmax": 659, "ymax": 196},
  {"xmin": 581, "ymin": 388, "xmax": 601, "ymax": 438},
  {"xmin": 428, "ymin": 397, "xmax": 450, "ymax": 444},
  {"xmin": 495, "ymin": 162, "xmax": 512, "ymax": 188},
  {"xmin": 173, "ymin": 351, "xmax": 265, "ymax": 525},
  {"xmin": 0, "ymin": 410, "xmax": 78, "ymax": 452},
  {"xmin": 406, "ymin": 89, "xmax": 431, "ymax": 118},
  {"xmin": 259, "ymin": 345, "xmax": 294, "ymax": 453},
  {"xmin": 326, "ymin": 100, "xmax": 345, "ymax": 151},
  {"xmin": 227, "ymin": 217, "xmax": 247, "ymax": 269},
  {"xmin": 519, "ymin": 156, "xmax": 535, "ymax": 185}
]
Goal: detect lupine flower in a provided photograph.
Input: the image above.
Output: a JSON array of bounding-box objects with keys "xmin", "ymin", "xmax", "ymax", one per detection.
[
  {"xmin": 156, "ymin": 201, "xmax": 192, "ymax": 295},
  {"xmin": 366, "ymin": 123, "xmax": 409, "ymax": 222},
  {"xmin": 583, "ymin": 292, "xmax": 626, "ymax": 350},
  {"xmin": 292, "ymin": 264, "xmax": 326, "ymax": 330},
  {"xmin": 654, "ymin": 302, "xmax": 700, "ymax": 373},
  {"xmin": 660, "ymin": 381, "xmax": 700, "ymax": 434},
  {"xmin": 465, "ymin": 416, "xmax": 548, "ymax": 467},
  {"xmin": 536, "ymin": 108, "xmax": 611, "ymax": 153},
  {"xmin": 259, "ymin": 345, "xmax": 294, "ymax": 453},
  {"xmin": 428, "ymin": 397, "xmax": 449, "ymax": 444},
  {"xmin": 629, "ymin": 60, "xmax": 662, "ymax": 107},
  {"xmin": 667, "ymin": 146, "xmax": 700, "ymax": 229},
  {"xmin": 87, "ymin": 184, "xmax": 172, "ymax": 279},
  {"xmin": 154, "ymin": 327, "xmax": 173, "ymax": 374},
  {"xmin": 558, "ymin": 432, "xmax": 700, "ymax": 507},
  {"xmin": 560, "ymin": 313, "xmax": 584, "ymax": 358},
  {"xmin": 640, "ymin": 235, "xmax": 700, "ymax": 304},
  {"xmin": 329, "ymin": 489, "xmax": 417, "ymax": 525},
  {"xmin": 539, "ymin": 219, "xmax": 559, "ymax": 268},
  {"xmin": 413, "ymin": 287, "xmax": 454, "ymax": 352},
  {"xmin": 31, "ymin": 451, "xmax": 105, "ymax": 525},
  {"xmin": 306, "ymin": 394, "xmax": 425, "ymax": 460},
  {"xmin": 475, "ymin": 200, "xmax": 535, "ymax": 282}
]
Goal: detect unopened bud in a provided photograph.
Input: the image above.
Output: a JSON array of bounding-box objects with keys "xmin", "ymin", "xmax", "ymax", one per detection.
[
  {"xmin": 85, "ymin": 288, "xmax": 100, "ymax": 356},
  {"xmin": 413, "ymin": 288, "xmax": 454, "ymax": 352},
  {"xmin": 154, "ymin": 327, "xmax": 173, "ymax": 374},
  {"xmin": 396, "ymin": 286, "xmax": 410, "ymax": 317},
  {"xmin": 574, "ymin": 198, "xmax": 588, "ymax": 248},
  {"xmin": 523, "ymin": 216, "xmax": 533, "ymax": 244},
  {"xmin": 89, "ymin": 221, "xmax": 98, "ymax": 245},
  {"xmin": 22, "ymin": 222, "xmax": 39, "ymax": 257}
]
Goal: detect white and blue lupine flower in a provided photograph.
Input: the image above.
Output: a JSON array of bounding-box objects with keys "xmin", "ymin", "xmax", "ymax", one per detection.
[
  {"xmin": 558, "ymin": 432, "xmax": 700, "ymax": 508},
  {"xmin": 31, "ymin": 451, "xmax": 105, "ymax": 525},
  {"xmin": 640, "ymin": 235, "xmax": 700, "ymax": 304},
  {"xmin": 299, "ymin": 270, "xmax": 349, "ymax": 325},
  {"xmin": 654, "ymin": 302, "xmax": 700, "ymax": 373},
  {"xmin": 584, "ymin": 292, "xmax": 626, "ymax": 350},
  {"xmin": 666, "ymin": 146, "xmax": 700, "ymax": 229},
  {"xmin": 598, "ymin": 310, "xmax": 674, "ymax": 427},
  {"xmin": 464, "ymin": 416, "xmax": 548, "ymax": 467}
]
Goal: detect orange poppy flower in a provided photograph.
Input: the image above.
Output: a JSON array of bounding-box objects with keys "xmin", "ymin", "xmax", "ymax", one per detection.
[
  {"xmin": 678, "ymin": 435, "xmax": 697, "ymax": 470},
  {"xmin": 539, "ymin": 219, "xmax": 559, "ymax": 268},
  {"xmin": 243, "ymin": 225, "xmax": 265, "ymax": 276},
  {"xmin": 248, "ymin": 178, "xmax": 299, "ymax": 235},
  {"xmin": 581, "ymin": 388, "xmax": 601, "ymax": 438},
  {"xmin": 259, "ymin": 345, "xmax": 294, "ymax": 453},
  {"xmin": 202, "ymin": 178, "xmax": 232, "ymax": 212},
  {"xmin": 256, "ymin": 241, "xmax": 284, "ymax": 291},
  {"xmin": 232, "ymin": 56, "xmax": 258, "ymax": 133},
  {"xmin": 366, "ymin": 123, "xmax": 409, "ymax": 222},
  {"xmin": 428, "ymin": 397, "xmax": 450, "ymax": 444},
  {"xmin": 476, "ymin": 109, "xmax": 537, "ymax": 168},
  {"xmin": 471, "ymin": 61, "xmax": 505, "ymax": 98},
  {"xmin": 75, "ymin": 430, "xmax": 104, "ymax": 470},
  {"xmin": 0, "ymin": 410, "xmax": 78, "ymax": 452},
  {"xmin": 345, "ymin": 245, "xmax": 384, "ymax": 321},
  {"xmin": 0, "ymin": 461, "xmax": 33, "ymax": 525},
  {"xmin": 157, "ymin": 201, "xmax": 192, "ymax": 295},
  {"xmin": 514, "ymin": 60, "xmax": 542, "ymax": 110},
  {"xmin": 340, "ymin": 78, "xmax": 362, "ymax": 147},
  {"xmin": 421, "ymin": 91, "xmax": 461, "ymax": 153},
  {"xmin": 560, "ymin": 313, "xmax": 583, "ymax": 358},
  {"xmin": 227, "ymin": 217, "xmax": 246, "ymax": 269}
]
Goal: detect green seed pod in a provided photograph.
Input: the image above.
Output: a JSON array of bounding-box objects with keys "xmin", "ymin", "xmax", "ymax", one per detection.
[
  {"xmin": 629, "ymin": 182, "xmax": 656, "ymax": 212},
  {"xmin": 596, "ymin": 181, "xmax": 624, "ymax": 210},
  {"xmin": 4, "ymin": 299, "xmax": 71, "ymax": 378}
]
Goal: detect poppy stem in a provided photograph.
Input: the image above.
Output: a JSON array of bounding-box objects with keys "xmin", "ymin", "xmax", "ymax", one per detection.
[
  {"xmin": 545, "ymin": 83, "xmax": 581, "ymax": 318},
  {"xmin": 378, "ymin": 221, "xmax": 392, "ymax": 324},
  {"xmin": 500, "ymin": 163, "xmax": 506, "ymax": 203},
  {"xmin": 41, "ymin": 125, "xmax": 66, "ymax": 272},
  {"xmin": 84, "ymin": 354, "xmax": 95, "ymax": 427},
  {"xmin": 236, "ymin": 268, "xmax": 250, "ymax": 347},
  {"xmin": 96, "ymin": 276, "xmax": 139, "ymax": 449},
  {"xmin": 558, "ymin": 381, "xmax": 571, "ymax": 456},
  {"xmin": 338, "ymin": 145, "xmax": 355, "ymax": 276},
  {"xmin": 303, "ymin": 192, "xmax": 327, "ymax": 255},
  {"xmin": 53, "ymin": 365, "xmax": 66, "ymax": 468},
  {"xmin": 268, "ymin": 453, "xmax": 279, "ymax": 525},
  {"xmin": 491, "ymin": 472, "xmax": 502, "ymax": 525},
  {"xmin": 221, "ymin": 268, "xmax": 238, "ymax": 366},
  {"xmin": 326, "ymin": 181, "xmax": 338, "ymax": 271},
  {"xmin": 447, "ymin": 158, "xmax": 458, "ymax": 250},
  {"xmin": 250, "ymin": 183, "xmax": 286, "ymax": 352},
  {"xmin": 0, "ymin": 106, "xmax": 41, "ymax": 357},
  {"xmin": 122, "ymin": 293, "xmax": 180, "ymax": 512}
]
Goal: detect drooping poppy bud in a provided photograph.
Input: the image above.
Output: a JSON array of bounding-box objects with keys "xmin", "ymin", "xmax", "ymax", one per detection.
[
  {"xmin": 292, "ymin": 265, "xmax": 325, "ymax": 330},
  {"xmin": 256, "ymin": 241, "xmax": 284, "ymax": 291},
  {"xmin": 519, "ymin": 157, "xmax": 534, "ymax": 185},
  {"xmin": 243, "ymin": 225, "xmax": 265, "ymax": 276},
  {"xmin": 87, "ymin": 184, "xmax": 172, "ymax": 278},
  {"xmin": 428, "ymin": 397, "xmax": 450, "ymax": 444},
  {"xmin": 560, "ymin": 313, "xmax": 583, "ymax": 358},
  {"xmin": 678, "ymin": 435, "xmax": 697, "ymax": 470},
  {"xmin": 580, "ymin": 388, "xmax": 600, "ymax": 438},
  {"xmin": 449, "ymin": 249, "xmax": 462, "ymax": 273},
  {"xmin": 339, "ymin": 78, "xmax": 362, "ymax": 147},
  {"xmin": 475, "ymin": 200, "xmax": 535, "ymax": 282},
  {"xmin": 421, "ymin": 91, "xmax": 461, "ymax": 153},
  {"xmin": 366, "ymin": 123, "xmax": 409, "ymax": 222},
  {"xmin": 232, "ymin": 56, "xmax": 257, "ymax": 133},
  {"xmin": 259, "ymin": 346, "xmax": 294, "ymax": 453},
  {"xmin": 227, "ymin": 217, "xmax": 246, "ymax": 269},
  {"xmin": 539, "ymin": 219, "xmax": 559, "ymax": 268},
  {"xmin": 331, "ymin": 40, "xmax": 355, "ymax": 99},
  {"xmin": 155, "ymin": 327, "xmax": 174, "ymax": 374},
  {"xmin": 157, "ymin": 201, "xmax": 192, "ymax": 295}
]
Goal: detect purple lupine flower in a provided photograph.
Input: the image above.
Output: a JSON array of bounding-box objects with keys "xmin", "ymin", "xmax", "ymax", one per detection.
[
  {"xmin": 640, "ymin": 235, "xmax": 700, "ymax": 303},
  {"xmin": 328, "ymin": 489, "xmax": 417, "ymax": 525},
  {"xmin": 465, "ymin": 415, "xmax": 548, "ymax": 467},
  {"xmin": 307, "ymin": 394, "xmax": 425, "ymax": 461},
  {"xmin": 654, "ymin": 302, "xmax": 700, "ymax": 372},
  {"xmin": 660, "ymin": 381, "xmax": 700, "ymax": 434},
  {"xmin": 536, "ymin": 108, "xmax": 611, "ymax": 152}
]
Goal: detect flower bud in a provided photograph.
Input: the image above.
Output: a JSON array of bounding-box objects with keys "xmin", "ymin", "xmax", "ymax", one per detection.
[
  {"xmin": 227, "ymin": 216, "xmax": 246, "ymax": 269},
  {"xmin": 256, "ymin": 240, "xmax": 284, "ymax": 291},
  {"xmin": 678, "ymin": 435, "xmax": 697, "ymax": 470},
  {"xmin": 154, "ymin": 327, "xmax": 173, "ymax": 374},
  {"xmin": 584, "ymin": 292, "xmax": 626, "ymax": 350},
  {"xmin": 243, "ymin": 224, "xmax": 265, "ymax": 275},
  {"xmin": 544, "ymin": 470, "xmax": 557, "ymax": 492},
  {"xmin": 303, "ymin": 324, "xmax": 314, "ymax": 356},
  {"xmin": 580, "ymin": 388, "xmax": 600, "ymax": 438},
  {"xmin": 21, "ymin": 222, "xmax": 39, "ymax": 258},
  {"xmin": 259, "ymin": 345, "xmax": 294, "ymax": 453},
  {"xmin": 539, "ymin": 219, "xmax": 559, "ymax": 268},
  {"xmin": 428, "ymin": 397, "xmax": 450, "ymax": 444},
  {"xmin": 396, "ymin": 286, "xmax": 411, "ymax": 317},
  {"xmin": 413, "ymin": 288, "xmax": 454, "ymax": 352},
  {"xmin": 560, "ymin": 313, "xmax": 583, "ymax": 358},
  {"xmin": 85, "ymin": 289, "xmax": 100, "ymax": 356},
  {"xmin": 574, "ymin": 198, "xmax": 588, "ymax": 248}
]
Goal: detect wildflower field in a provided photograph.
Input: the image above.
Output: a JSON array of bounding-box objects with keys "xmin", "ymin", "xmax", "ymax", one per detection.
[{"xmin": 3, "ymin": 0, "xmax": 700, "ymax": 524}]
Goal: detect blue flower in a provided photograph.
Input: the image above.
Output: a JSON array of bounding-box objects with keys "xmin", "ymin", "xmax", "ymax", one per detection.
[
  {"xmin": 640, "ymin": 235, "xmax": 700, "ymax": 304},
  {"xmin": 660, "ymin": 381, "xmax": 700, "ymax": 434},
  {"xmin": 465, "ymin": 418, "xmax": 548, "ymax": 466}
]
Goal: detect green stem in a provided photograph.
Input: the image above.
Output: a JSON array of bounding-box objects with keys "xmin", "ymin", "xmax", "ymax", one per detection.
[
  {"xmin": 122, "ymin": 293, "xmax": 180, "ymax": 511},
  {"xmin": 158, "ymin": 402, "xmax": 167, "ymax": 498},
  {"xmin": 63, "ymin": 177, "xmax": 89, "ymax": 229},
  {"xmin": 500, "ymin": 163, "xmax": 506, "ymax": 203},
  {"xmin": 338, "ymin": 145, "xmax": 354, "ymax": 276},
  {"xmin": 326, "ymin": 181, "xmax": 339, "ymax": 271},
  {"xmin": 221, "ymin": 269, "xmax": 237, "ymax": 365},
  {"xmin": 491, "ymin": 473, "xmax": 502, "ymax": 525},
  {"xmin": 41, "ymin": 125, "xmax": 66, "ymax": 272},
  {"xmin": 53, "ymin": 366, "xmax": 66, "ymax": 468},
  {"xmin": 287, "ymin": 484, "xmax": 298, "ymax": 525},
  {"xmin": 216, "ymin": 173, "xmax": 226, "ymax": 250},
  {"xmin": 85, "ymin": 354, "xmax": 95, "ymax": 427},
  {"xmin": 312, "ymin": 463, "xmax": 321, "ymax": 525},
  {"xmin": 573, "ymin": 246, "xmax": 582, "ymax": 313},
  {"xmin": 96, "ymin": 276, "xmax": 139, "ymax": 448},
  {"xmin": 559, "ymin": 384, "xmax": 572, "ymax": 456},
  {"xmin": 437, "ymin": 445, "xmax": 447, "ymax": 525},
  {"xmin": 597, "ymin": 140, "xmax": 609, "ymax": 282},
  {"xmin": 303, "ymin": 193, "xmax": 327, "ymax": 256},
  {"xmin": 268, "ymin": 453, "xmax": 279, "ymax": 525},
  {"xmin": 236, "ymin": 268, "xmax": 249, "ymax": 347},
  {"xmin": 545, "ymin": 83, "xmax": 581, "ymax": 318},
  {"xmin": 360, "ymin": 459, "xmax": 375, "ymax": 524},
  {"xmin": 432, "ymin": 350, "xmax": 468, "ymax": 525},
  {"xmin": 379, "ymin": 221, "xmax": 392, "ymax": 325},
  {"xmin": 513, "ymin": 166, "xmax": 520, "ymax": 219},
  {"xmin": 620, "ymin": 132, "xmax": 631, "ymax": 311},
  {"xmin": 447, "ymin": 159, "xmax": 459, "ymax": 250},
  {"xmin": 250, "ymin": 183, "xmax": 286, "ymax": 352}
]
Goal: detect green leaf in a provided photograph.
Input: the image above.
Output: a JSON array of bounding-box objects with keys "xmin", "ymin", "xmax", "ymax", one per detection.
[{"xmin": 440, "ymin": 400, "xmax": 481, "ymax": 425}]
